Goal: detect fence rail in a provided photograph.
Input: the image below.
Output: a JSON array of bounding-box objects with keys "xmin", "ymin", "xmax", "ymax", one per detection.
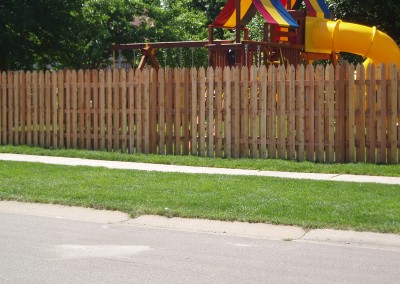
[{"xmin": 0, "ymin": 63, "xmax": 399, "ymax": 164}]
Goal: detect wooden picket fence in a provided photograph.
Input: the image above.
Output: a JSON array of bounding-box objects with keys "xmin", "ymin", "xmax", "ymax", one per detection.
[{"xmin": 0, "ymin": 63, "xmax": 399, "ymax": 163}]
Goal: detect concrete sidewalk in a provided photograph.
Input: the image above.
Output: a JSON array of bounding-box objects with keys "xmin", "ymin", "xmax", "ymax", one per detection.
[
  {"xmin": 1, "ymin": 153, "xmax": 400, "ymax": 184},
  {"xmin": 1, "ymin": 201, "xmax": 399, "ymax": 251}
]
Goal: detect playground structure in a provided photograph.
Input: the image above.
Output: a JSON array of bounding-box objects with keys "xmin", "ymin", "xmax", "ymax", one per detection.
[{"xmin": 112, "ymin": 0, "xmax": 400, "ymax": 69}]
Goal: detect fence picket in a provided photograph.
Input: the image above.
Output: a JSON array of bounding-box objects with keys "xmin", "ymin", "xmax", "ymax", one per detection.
[
  {"xmin": 25, "ymin": 72, "xmax": 32, "ymax": 145},
  {"xmin": 38, "ymin": 71, "xmax": 45, "ymax": 147},
  {"xmin": 158, "ymin": 68, "xmax": 165, "ymax": 155},
  {"xmin": 84, "ymin": 70, "xmax": 92, "ymax": 150},
  {"xmin": 325, "ymin": 64, "xmax": 335, "ymax": 162},
  {"xmin": 355, "ymin": 64, "xmax": 365, "ymax": 162},
  {"xmin": 182, "ymin": 68, "xmax": 190, "ymax": 155},
  {"xmin": 198, "ymin": 68, "xmax": 206, "ymax": 157},
  {"xmin": 259, "ymin": 66, "xmax": 267, "ymax": 159},
  {"xmin": 191, "ymin": 67, "xmax": 198, "ymax": 156},
  {"xmin": 207, "ymin": 67, "xmax": 214, "ymax": 157},
  {"xmin": 232, "ymin": 66, "xmax": 240, "ymax": 158},
  {"xmin": 377, "ymin": 64, "xmax": 387, "ymax": 163},
  {"xmin": 19, "ymin": 71, "xmax": 26, "ymax": 145},
  {"xmin": 241, "ymin": 66, "xmax": 249, "ymax": 158},
  {"xmin": 267, "ymin": 66, "xmax": 276, "ymax": 159},
  {"xmin": 277, "ymin": 65, "xmax": 286, "ymax": 159},
  {"xmin": 65, "ymin": 70, "xmax": 71, "ymax": 148},
  {"xmin": 77, "ymin": 70, "xmax": 85, "ymax": 149},
  {"xmin": 296, "ymin": 65, "xmax": 305, "ymax": 161},
  {"xmin": 366, "ymin": 64, "xmax": 376, "ymax": 163},
  {"xmin": 150, "ymin": 68, "xmax": 158, "ymax": 154},
  {"xmin": 288, "ymin": 65, "xmax": 296, "ymax": 160},
  {"xmin": 143, "ymin": 68, "xmax": 150, "ymax": 154},
  {"xmin": 250, "ymin": 66, "xmax": 258, "ymax": 158},
  {"xmin": 58, "ymin": 71, "xmax": 65, "ymax": 148},
  {"xmin": 99, "ymin": 69, "xmax": 106, "ymax": 150},
  {"xmin": 92, "ymin": 70, "xmax": 99, "ymax": 150},
  {"xmin": 1, "ymin": 72, "xmax": 6, "ymax": 144},
  {"xmin": 174, "ymin": 68, "xmax": 181, "ymax": 155},
  {"xmin": 305, "ymin": 65, "xmax": 314, "ymax": 161},
  {"xmin": 215, "ymin": 67, "xmax": 223, "ymax": 157},
  {"xmin": 128, "ymin": 69, "xmax": 135, "ymax": 154},
  {"xmin": 348, "ymin": 64, "xmax": 356, "ymax": 162},
  {"xmin": 165, "ymin": 68, "xmax": 173, "ymax": 154},
  {"xmin": 135, "ymin": 69, "xmax": 142, "ymax": 153},
  {"xmin": 51, "ymin": 71, "xmax": 58, "ymax": 149},
  {"xmin": 13, "ymin": 72, "xmax": 20, "ymax": 145},
  {"xmin": 315, "ymin": 65, "xmax": 324, "ymax": 162},
  {"xmin": 387, "ymin": 64, "xmax": 397, "ymax": 163}
]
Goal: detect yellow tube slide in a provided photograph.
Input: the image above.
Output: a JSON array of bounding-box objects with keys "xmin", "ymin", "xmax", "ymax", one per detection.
[{"xmin": 305, "ymin": 17, "xmax": 400, "ymax": 67}]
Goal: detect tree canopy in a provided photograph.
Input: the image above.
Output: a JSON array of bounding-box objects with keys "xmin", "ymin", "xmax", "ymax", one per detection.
[{"xmin": 0, "ymin": 0, "xmax": 398, "ymax": 70}]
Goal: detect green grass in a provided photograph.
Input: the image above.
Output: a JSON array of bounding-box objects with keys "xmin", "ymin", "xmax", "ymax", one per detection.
[
  {"xmin": 1, "ymin": 145, "xmax": 400, "ymax": 176},
  {"xmin": 1, "ymin": 159, "xmax": 399, "ymax": 233}
]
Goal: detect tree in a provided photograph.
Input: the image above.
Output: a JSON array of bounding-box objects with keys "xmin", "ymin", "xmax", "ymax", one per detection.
[
  {"xmin": 0, "ymin": 0, "xmax": 83, "ymax": 70},
  {"xmin": 329, "ymin": 0, "xmax": 400, "ymax": 44}
]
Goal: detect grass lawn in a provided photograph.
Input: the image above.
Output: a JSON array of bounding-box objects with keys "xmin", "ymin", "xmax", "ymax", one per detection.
[{"xmin": 0, "ymin": 151, "xmax": 399, "ymax": 233}]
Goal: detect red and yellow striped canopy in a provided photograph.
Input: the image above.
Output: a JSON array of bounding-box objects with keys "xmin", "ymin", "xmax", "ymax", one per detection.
[{"xmin": 213, "ymin": 0, "xmax": 300, "ymax": 28}]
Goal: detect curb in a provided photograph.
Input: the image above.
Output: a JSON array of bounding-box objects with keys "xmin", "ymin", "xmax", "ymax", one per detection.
[{"xmin": 1, "ymin": 201, "xmax": 399, "ymax": 251}]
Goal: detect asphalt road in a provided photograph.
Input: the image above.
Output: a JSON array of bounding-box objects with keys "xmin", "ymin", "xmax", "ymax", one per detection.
[{"xmin": 1, "ymin": 212, "xmax": 399, "ymax": 284}]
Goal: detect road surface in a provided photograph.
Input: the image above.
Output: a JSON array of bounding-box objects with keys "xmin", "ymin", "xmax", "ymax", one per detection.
[{"xmin": 1, "ymin": 211, "xmax": 399, "ymax": 283}]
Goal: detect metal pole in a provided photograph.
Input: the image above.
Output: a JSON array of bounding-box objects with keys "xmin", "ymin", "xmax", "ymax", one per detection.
[{"xmin": 235, "ymin": 0, "xmax": 241, "ymax": 44}]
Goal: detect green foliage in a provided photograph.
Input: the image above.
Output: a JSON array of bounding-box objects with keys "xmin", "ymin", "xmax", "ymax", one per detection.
[{"xmin": 329, "ymin": 0, "xmax": 400, "ymax": 44}]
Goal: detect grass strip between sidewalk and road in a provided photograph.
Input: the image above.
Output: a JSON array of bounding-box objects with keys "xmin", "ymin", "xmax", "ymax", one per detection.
[{"xmin": 1, "ymin": 159, "xmax": 399, "ymax": 234}]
